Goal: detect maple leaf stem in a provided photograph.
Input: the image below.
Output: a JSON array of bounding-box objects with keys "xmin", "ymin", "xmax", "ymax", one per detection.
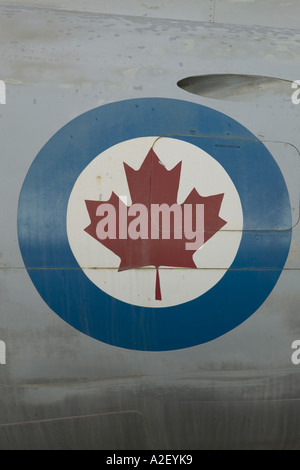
[{"xmin": 155, "ymin": 267, "xmax": 162, "ymax": 301}]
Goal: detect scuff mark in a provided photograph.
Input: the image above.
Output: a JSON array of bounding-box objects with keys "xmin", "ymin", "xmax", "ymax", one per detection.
[{"xmin": 138, "ymin": 0, "xmax": 167, "ymax": 10}]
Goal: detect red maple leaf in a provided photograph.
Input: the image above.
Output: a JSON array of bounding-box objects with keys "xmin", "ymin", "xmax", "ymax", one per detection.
[{"xmin": 84, "ymin": 148, "xmax": 227, "ymax": 301}]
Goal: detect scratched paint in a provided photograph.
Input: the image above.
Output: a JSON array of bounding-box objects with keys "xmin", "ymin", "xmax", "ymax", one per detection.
[{"xmin": 2, "ymin": 0, "xmax": 300, "ymax": 28}]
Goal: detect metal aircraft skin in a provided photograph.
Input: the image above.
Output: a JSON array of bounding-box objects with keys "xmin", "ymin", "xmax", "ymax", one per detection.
[{"xmin": 0, "ymin": 0, "xmax": 300, "ymax": 450}]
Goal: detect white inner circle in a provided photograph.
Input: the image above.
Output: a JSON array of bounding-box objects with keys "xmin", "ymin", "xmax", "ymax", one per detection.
[{"xmin": 67, "ymin": 137, "xmax": 243, "ymax": 308}]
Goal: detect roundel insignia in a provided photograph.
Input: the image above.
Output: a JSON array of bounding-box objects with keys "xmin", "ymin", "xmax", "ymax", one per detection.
[{"xmin": 18, "ymin": 98, "xmax": 292, "ymax": 351}]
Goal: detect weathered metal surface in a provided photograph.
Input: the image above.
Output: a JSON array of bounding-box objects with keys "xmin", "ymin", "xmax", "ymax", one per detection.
[
  {"xmin": 1, "ymin": 0, "xmax": 300, "ymax": 28},
  {"xmin": 0, "ymin": 1, "xmax": 300, "ymax": 450}
]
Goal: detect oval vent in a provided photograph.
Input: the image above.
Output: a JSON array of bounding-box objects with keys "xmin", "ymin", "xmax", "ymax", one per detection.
[{"xmin": 177, "ymin": 74, "xmax": 293, "ymax": 103}]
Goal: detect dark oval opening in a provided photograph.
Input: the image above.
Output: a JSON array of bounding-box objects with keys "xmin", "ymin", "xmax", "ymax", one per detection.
[{"xmin": 177, "ymin": 74, "xmax": 293, "ymax": 103}]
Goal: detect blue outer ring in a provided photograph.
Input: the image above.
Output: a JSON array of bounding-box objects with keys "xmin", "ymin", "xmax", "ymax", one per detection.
[{"xmin": 18, "ymin": 98, "xmax": 292, "ymax": 351}]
